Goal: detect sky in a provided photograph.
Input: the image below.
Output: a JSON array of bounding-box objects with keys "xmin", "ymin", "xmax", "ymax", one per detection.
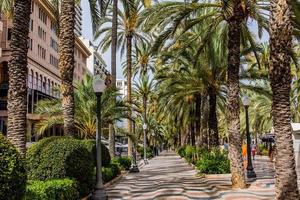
[{"xmin": 81, "ymin": 1, "xmax": 124, "ymax": 79}]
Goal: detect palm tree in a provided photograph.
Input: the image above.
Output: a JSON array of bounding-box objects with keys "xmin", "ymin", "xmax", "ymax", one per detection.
[
  {"xmin": 58, "ymin": 0, "xmax": 76, "ymax": 136},
  {"xmin": 4, "ymin": 0, "xmax": 31, "ymax": 155},
  {"xmin": 54, "ymin": 0, "xmax": 106, "ymax": 136},
  {"xmin": 268, "ymin": 0, "xmax": 300, "ymax": 198},
  {"xmin": 35, "ymin": 75, "xmax": 128, "ymax": 138},
  {"xmin": 96, "ymin": 0, "xmax": 146, "ymax": 156},
  {"xmin": 140, "ymin": 0, "xmax": 269, "ymax": 188},
  {"xmin": 108, "ymin": 0, "xmax": 118, "ymax": 158}
]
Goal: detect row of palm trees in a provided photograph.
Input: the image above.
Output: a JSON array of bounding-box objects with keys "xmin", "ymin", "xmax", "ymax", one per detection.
[{"xmin": 3, "ymin": 0, "xmax": 300, "ymax": 199}]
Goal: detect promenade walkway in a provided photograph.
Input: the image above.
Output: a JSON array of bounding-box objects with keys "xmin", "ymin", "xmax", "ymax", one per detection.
[{"xmin": 107, "ymin": 151, "xmax": 277, "ymax": 200}]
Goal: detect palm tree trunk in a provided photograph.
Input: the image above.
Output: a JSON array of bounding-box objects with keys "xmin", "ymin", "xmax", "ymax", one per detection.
[
  {"xmin": 227, "ymin": 1, "xmax": 246, "ymax": 188},
  {"xmin": 59, "ymin": 0, "xmax": 76, "ymax": 136},
  {"xmin": 108, "ymin": 0, "xmax": 118, "ymax": 158},
  {"xmin": 208, "ymin": 87, "xmax": 219, "ymax": 147},
  {"xmin": 127, "ymin": 34, "xmax": 133, "ymax": 157},
  {"xmin": 269, "ymin": 0, "xmax": 300, "ymax": 198},
  {"xmin": 7, "ymin": 0, "xmax": 31, "ymax": 156},
  {"xmin": 195, "ymin": 93, "xmax": 201, "ymax": 146}
]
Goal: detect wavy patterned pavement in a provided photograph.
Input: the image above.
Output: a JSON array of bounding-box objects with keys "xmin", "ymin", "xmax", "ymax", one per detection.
[{"xmin": 107, "ymin": 151, "xmax": 277, "ymax": 200}]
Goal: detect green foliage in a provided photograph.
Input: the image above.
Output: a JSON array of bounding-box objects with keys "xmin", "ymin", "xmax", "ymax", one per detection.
[
  {"xmin": 185, "ymin": 145, "xmax": 196, "ymax": 163},
  {"xmin": 0, "ymin": 134, "xmax": 26, "ymax": 200},
  {"xmin": 177, "ymin": 146, "xmax": 186, "ymax": 157},
  {"xmin": 26, "ymin": 137, "xmax": 94, "ymax": 197},
  {"xmin": 102, "ymin": 164, "xmax": 121, "ymax": 183},
  {"xmin": 138, "ymin": 146, "xmax": 154, "ymax": 159},
  {"xmin": 81, "ymin": 139, "xmax": 111, "ymax": 167},
  {"xmin": 112, "ymin": 156, "xmax": 132, "ymax": 170},
  {"xmin": 196, "ymin": 149, "xmax": 230, "ymax": 174},
  {"xmin": 26, "ymin": 179, "xmax": 79, "ymax": 200}
]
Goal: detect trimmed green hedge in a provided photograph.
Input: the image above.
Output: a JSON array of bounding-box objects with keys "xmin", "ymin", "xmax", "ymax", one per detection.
[
  {"xmin": 26, "ymin": 179, "xmax": 79, "ymax": 200},
  {"xmin": 138, "ymin": 146, "xmax": 154, "ymax": 159},
  {"xmin": 196, "ymin": 148, "xmax": 230, "ymax": 174},
  {"xmin": 26, "ymin": 137, "xmax": 94, "ymax": 197},
  {"xmin": 112, "ymin": 156, "xmax": 132, "ymax": 170},
  {"xmin": 0, "ymin": 134, "xmax": 27, "ymax": 200},
  {"xmin": 81, "ymin": 139, "xmax": 111, "ymax": 167},
  {"xmin": 102, "ymin": 163, "xmax": 121, "ymax": 183}
]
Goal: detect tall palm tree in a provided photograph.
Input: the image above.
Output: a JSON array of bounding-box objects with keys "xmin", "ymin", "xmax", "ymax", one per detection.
[
  {"xmin": 108, "ymin": 0, "xmax": 118, "ymax": 158},
  {"xmin": 5, "ymin": 0, "xmax": 31, "ymax": 155},
  {"xmin": 96, "ymin": 0, "xmax": 146, "ymax": 156},
  {"xmin": 59, "ymin": 0, "xmax": 76, "ymax": 136},
  {"xmin": 57, "ymin": 0, "xmax": 105, "ymax": 136},
  {"xmin": 269, "ymin": 0, "xmax": 300, "ymax": 198},
  {"xmin": 140, "ymin": 0, "xmax": 269, "ymax": 188}
]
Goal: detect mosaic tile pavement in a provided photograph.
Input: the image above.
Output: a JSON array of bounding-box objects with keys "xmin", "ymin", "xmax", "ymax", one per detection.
[{"xmin": 107, "ymin": 151, "xmax": 298, "ymax": 200}]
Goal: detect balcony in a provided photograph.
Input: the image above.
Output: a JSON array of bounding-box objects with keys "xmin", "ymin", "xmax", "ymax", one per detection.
[
  {"xmin": 27, "ymin": 75, "xmax": 59, "ymax": 98},
  {"xmin": 0, "ymin": 100, "xmax": 7, "ymax": 110},
  {"xmin": 0, "ymin": 82, "xmax": 8, "ymax": 97}
]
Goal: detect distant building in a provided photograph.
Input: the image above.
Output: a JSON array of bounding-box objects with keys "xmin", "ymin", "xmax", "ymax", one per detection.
[
  {"xmin": 75, "ymin": 5, "xmax": 82, "ymax": 37},
  {"xmin": 116, "ymin": 79, "xmax": 127, "ymax": 99},
  {"xmin": 0, "ymin": 0, "xmax": 91, "ymax": 137}
]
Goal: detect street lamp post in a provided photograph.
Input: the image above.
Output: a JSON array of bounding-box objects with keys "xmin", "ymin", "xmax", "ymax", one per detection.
[
  {"xmin": 130, "ymin": 116, "xmax": 139, "ymax": 173},
  {"xmin": 92, "ymin": 76, "xmax": 107, "ymax": 200},
  {"xmin": 143, "ymin": 123, "xmax": 148, "ymax": 164},
  {"xmin": 242, "ymin": 95, "xmax": 256, "ymax": 179}
]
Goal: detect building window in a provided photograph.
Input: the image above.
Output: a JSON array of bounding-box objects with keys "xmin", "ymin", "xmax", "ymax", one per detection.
[
  {"xmin": 50, "ymin": 37, "xmax": 58, "ymax": 52},
  {"xmin": 117, "ymin": 82, "xmax": 122, "ymax": 87},
  {"xmin": 31, "ymin": 1, "xmax": 34, "ymax": 13},
  {"xmin": 30, "ymin": 19, "xmax": 33, "ymax": 31},
  {"xmin": 7, "ymin": 28, "xmax": 12, "ymax": 40},
  {"xmin": 50, "ymin": 54, "xmax": 58, "ymax": 68},
  {"xmin": 28, "ymin": 38, "xmax": 33, "ymax": 50},
  {"xmin": 38, "ymin": 8, "xmax": 47, "ymax": 25},
  {"xmin": 38, "ymin": 45, "xmax": 46, "ymax": 60},
  {"xmin": 38, "ymin": 26, "xmax": 46, "ymax": 41},
  {"xmin": 50, "ymin": 21, "xmax": 58, "ymax": 35}
]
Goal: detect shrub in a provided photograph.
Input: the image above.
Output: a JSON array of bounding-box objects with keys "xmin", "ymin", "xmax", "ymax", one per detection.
[
  {"xmin": 0, "ymin": 134, "xmax": 27, "ymax": 200},
  {"xmin": 112, "ymin": 156, "xmax": 132, "ymax": 170},
  {"xmin": 177, "ymin": 146, "xmax": 186, "ymax": 157},
  {"xmin": 185, "ymin": 145, "xmax": 196, "ymax": 163},
  {"xmin": 196, "ymin": 148, "xmax": 230, "ymax": 174},
  {"xmin": 102, "ymin": 164, "xmax": 121, "ymax": 183},
  {"xmin": 139, "ymin": 146, "xmax": 154, "ymax": 159},
  {"xmin": 26, "ymin": 179, "xmax": 79, "ymax": 200},
  {"xmin": 81, "ymin": 139, "xmax": 111, "ymax": 167},
  {"xmin": 27, "ymin": 137, "xmax": 94, "ymax": 197}
]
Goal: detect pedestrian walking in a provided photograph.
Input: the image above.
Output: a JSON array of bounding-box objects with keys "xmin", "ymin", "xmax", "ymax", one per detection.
[{"xmin": 242, "ymin": 141, "xmax": 247, "ymax": 169}]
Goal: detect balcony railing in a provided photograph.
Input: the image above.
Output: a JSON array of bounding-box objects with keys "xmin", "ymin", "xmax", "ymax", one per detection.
[
  {"xmin": 27, "ymin": 75, "xmax": 60, "ymax": 98},
  {"xmin": 0, "ymin": 100, "xmax": 7, "ymax": 110}
]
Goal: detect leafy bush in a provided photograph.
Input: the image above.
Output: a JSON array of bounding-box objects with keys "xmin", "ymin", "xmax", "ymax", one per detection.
[
  {"xmin": 184, "ymin": 145, "xmax": 196, "ymax": 163},
  {"xmin": 138, "ymin": 146, "xmax": 154, "ymax": 159},
  {"xmin": 0, "ymin": 134, "xmax": 27, "ymax": 200},
  {"xmin": 196, "ymin": 148, "xmax": 230, "ymax": 174},
  {"xmin": 27, "ymin": 137, "xmax": 94, "ymax": 197},
  {"xmin": 102, "ymin": 164, "xmax": 121, "ymax": 183},
  {"xmin": 26, "ymin": 179, "xmax": 79, "ymax": 200},
  {"xmin": 177, "ymin": 146, "xmax": 186, "ymax": 157},
  {"xmin": 112, "ymin": 156, "xmax": 132, "ymax": 170},
  {"xmin": 81, "ymin": 139, "xmax": 111, "ymax": 167}
]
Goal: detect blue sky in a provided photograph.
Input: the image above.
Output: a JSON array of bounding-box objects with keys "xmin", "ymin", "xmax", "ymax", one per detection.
[{"xmin": 81, "ymin": 1, "xmax": 124, "ymax": 79}]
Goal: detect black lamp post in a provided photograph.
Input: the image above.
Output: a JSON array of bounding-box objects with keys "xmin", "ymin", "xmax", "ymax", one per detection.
[
  {"xmin": 92, "ymin": 76, "xmax": 107, "ymax": 200},
  {"xmin": 130, "ymin": 115, "xmax": 139, "ymax": 173},
  {"xmin": 143, "ymin": 123, "xmax": 148, "ymax": 164},
  {"xmin": 242, "ymin": 95, "xmax": 256, "ymax": 179}
]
